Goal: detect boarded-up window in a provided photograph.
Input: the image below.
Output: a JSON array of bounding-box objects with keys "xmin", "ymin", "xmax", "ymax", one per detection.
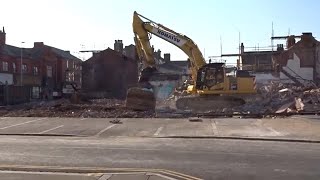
[
  {"xmin": 33, "ymin": 66, "xmax": 39, "ymax": 75},
  {"xmin": 22, "ymin": 64, "xmax": 27, "ymax": 73},
  {"xmin": 47, "ymin": 66, "xmax": 52, "ymax": 77},
  {"xmin": 12, "ymin": 63, "xmax": 16, "ymax": 72}
]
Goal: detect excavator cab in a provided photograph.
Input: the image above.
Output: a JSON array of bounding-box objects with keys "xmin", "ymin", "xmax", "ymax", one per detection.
[{"xmin": 196, "ymin": 63, "xmax": 225, "ymax": 90}]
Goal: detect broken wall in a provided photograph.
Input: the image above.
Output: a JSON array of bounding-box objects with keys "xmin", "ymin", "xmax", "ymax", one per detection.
[
  {"xmin": 150, "ymin": 80, "xmax": 177, "ymax": 101},
  {"xmin": 280, "ymin": 53, "xmax": 314, "ymax": 83},
  {"xmin": 273, "ymin": 33, "xmax": 320, "ymax": 86}
]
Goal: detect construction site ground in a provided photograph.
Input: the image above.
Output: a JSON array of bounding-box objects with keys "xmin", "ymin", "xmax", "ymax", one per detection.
[
  {"xmin": 0, "ymin": 82, "xmax": 319, "ymax": 118},
  {"xmin": 0, "ymin": 99, "xmax": 155, "ymax": 118}
]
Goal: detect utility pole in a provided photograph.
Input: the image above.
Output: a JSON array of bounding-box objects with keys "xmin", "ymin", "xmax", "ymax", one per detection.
[{"xmin": 20, "ymin": 42, "xmax": 25, "ymax": 86}]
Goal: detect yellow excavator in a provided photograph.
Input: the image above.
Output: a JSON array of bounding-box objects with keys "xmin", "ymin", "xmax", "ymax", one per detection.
[{"xmin": 126, "ymin": 11, "xmax": 257, "ymax": 112}]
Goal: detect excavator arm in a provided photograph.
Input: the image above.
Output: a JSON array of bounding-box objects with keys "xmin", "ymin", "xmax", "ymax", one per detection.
[{"xmin": 133, "ymin": 11, "xmax": 206, "ymax": 83}]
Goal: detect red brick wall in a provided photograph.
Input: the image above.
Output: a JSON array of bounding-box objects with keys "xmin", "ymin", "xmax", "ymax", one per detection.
[{"xmin": 0, "ymin": 54, "xmax": 41, "ymax": 85}]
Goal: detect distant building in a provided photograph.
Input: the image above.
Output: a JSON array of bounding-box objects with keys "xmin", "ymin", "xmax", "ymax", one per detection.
[
  {"xmin": 239, "ymin": 43, "xmax": 279, "ymax": 72},
  {"xmin": 155, "ymin": 52, "xmax": 190, "ymax": 86},
  {"xmin": 123, "ymin": 44, "xmax": 137, "ymax": 60},
  {"xmin": 82, "ymin": 48, "xmax": 138, "ymax": 99},
  {"xmin": 0, "ymin": 27, "xmax": 82, "ymax": 101}
]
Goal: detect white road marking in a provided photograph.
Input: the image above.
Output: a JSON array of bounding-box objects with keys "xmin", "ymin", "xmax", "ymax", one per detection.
[
  {"xmin": 0, "ymin": 118, "xmax": 46, "ymax": 130},
  {"xmin": 98, "ymin": 174, "xmax": 112, "ymax": 180},
  {"xmin": 80, "ymin": 118, "xmax": 86, "ymax": 121},
  {"xmin": 211, "ymin": 121, "xmax": 218, "ymax": 135},
  {"xmin": 95, "ymin": 124, "xmax": 117, "ymax": 136},
  {"xmin": 267, "ymin": 127, "xmax": 282, "ymax": 135},
  {"xmin": 37, "ymin": 125, "xmax": 64, "ymax": 134},
  {"xmin": 154, "ymin": 126, "xmax": 163, "ymax": 136},
  {"xmin": 0, "ymin": 117, "xmax": 8, "ymax": 120}
]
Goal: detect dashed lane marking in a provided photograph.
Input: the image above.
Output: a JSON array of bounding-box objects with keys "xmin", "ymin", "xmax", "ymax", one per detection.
[
  {"xmin": 0, "ymin": 118, "xmax": 47, "ymax": 130},
  {"xmin": 37, "ymin": 125, "xmax": 64, "ymax": 134},
  {"xmin": 211, "ymin": 120, "xmax": 219, "ymax": 135},
  {"xmin": 154, "ymin": 127, "xmax": 163, "ymax": 136},
  {"xmin": 95, "ymin": 124, "xmax": 117, "ymax": 137}
]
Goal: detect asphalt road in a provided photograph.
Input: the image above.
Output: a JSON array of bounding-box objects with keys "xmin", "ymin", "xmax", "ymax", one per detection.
[{"xmin": 0, "ymin": 136, "xmax": 319, "ymax": 180}]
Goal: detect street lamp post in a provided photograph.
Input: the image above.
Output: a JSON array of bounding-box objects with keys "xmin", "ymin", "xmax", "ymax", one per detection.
[{"xmin": 20, "ymin": 42, "xmax": 25, "ymax": 86}]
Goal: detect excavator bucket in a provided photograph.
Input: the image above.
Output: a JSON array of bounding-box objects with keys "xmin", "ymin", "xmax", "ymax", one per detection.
[
  {"xmin": 125, "ymin": 67, "xmax": 157, "ymax": 111},
  {"xmin": 125, "ymin": 87, "xmax": 156, "ymax": 111}
]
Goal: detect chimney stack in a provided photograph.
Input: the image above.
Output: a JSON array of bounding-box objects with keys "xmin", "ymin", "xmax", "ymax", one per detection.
[
  {"xmin": 0, "ymin": 26, "xmax": 6, "ymax": 46},
  {"xmin": 34, "ymin": 42, "xmax": 44, "ymax": 48},
  {"xmin": 114, "ymin": 40, "xmax": 123, "ymax": 53},
  {"xmin": 164, "ymin": 53, "xmax": 171, "ymax": 63},
  {"xmin": 301, "ymin": 32, "xmax": 313, "ymax": 42},
  {"xmin": 240, "ymin": 43, "xmax": 244, "ymax": 54}
]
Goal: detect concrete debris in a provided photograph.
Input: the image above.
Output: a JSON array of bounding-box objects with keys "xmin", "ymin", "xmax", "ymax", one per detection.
[{"xmin": 233, "ymin": 82, "xmax": 320, "ymax": 115}]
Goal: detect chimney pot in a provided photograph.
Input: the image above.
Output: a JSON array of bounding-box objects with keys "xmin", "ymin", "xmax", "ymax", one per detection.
[{"xmin": 34, "ymin": 42, "xmax": 44, "ymax": 48}]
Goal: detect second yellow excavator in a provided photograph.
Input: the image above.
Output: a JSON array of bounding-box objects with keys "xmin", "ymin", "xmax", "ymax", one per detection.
[{"xmin": 126, "ymin": 11, "xmax": 257, "ymax": 112}]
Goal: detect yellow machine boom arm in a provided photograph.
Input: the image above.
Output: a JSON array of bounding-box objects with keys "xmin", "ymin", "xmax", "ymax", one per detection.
[{"xmin": 133, "ymin": 11, "xmax": 206, "ymax": 83}]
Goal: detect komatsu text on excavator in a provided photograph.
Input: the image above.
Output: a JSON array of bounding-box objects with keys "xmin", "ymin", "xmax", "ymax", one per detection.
[{"xmin": 125, "ymin": 11, "xmax": 257, "ymax": 112}]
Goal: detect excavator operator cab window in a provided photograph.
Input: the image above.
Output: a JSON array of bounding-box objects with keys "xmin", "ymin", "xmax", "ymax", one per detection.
[
  {"xmin": 197, "ymin": 67, "xmax": 224, "ymax": 89},
  {"xmin": 196, "ymin": 63, "xmax": 226, "ymax": 90}
]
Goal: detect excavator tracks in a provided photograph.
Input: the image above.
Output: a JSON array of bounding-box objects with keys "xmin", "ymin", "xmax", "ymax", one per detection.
[{"xmin": 175, "ymin": 95, "xmax": 245, "ymax": 112}]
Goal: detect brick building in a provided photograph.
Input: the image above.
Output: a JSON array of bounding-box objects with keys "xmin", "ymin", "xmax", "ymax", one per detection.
[
  {"xmin": 272, "ymin": 32, "xmax": 320, "ymax": 86},
  {"xmin": 0, "ymin": 27, "xmax": 82, "ymax": 100},
  {"xmin": 82, "ymin": 48, "xmax": 138, "ymax": 99}
]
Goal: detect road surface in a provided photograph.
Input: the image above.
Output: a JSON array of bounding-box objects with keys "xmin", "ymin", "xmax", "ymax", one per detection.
[{"xmin": 0, "ymin": 135, "xmax": 319, "ymax": 179}]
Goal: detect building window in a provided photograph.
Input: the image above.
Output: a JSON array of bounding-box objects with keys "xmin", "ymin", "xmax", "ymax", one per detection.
[
  {"xmin": 2, "ymin": 62, "xmax": 8, "ymax": 71},
  {"xmin": 32, "ymin": 86, "xmax": 40, "ymax": 99},
  {"xmin": 47, "ymin": 66, "xmax": 52, "ymax": 77},
  {"xmin": 22, "ymin": 64, "xmax": 27, "ymax": 73},
  {"xmin": 33, "ymin": 66, "xmax": 39, "ymax": 75},
  {"xmin": 12, "ymin": 63, "xmax": 16, "ymax": 72}
]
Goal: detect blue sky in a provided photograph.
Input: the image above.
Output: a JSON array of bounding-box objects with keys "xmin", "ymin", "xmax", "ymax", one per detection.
[{"xmin": 1, "ymin": 0, "xmax": 319, "ymax": 63}]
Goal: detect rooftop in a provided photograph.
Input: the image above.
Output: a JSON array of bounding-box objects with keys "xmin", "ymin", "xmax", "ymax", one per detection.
[{"xmin": 0, "ymin": 43, "xmax": 80, "ymax": 61}]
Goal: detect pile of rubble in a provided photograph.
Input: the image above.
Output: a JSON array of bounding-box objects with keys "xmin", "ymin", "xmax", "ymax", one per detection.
[
  {"xmin": 233, "ymin": 82, "xmax": 320, "ymax": 115},
  {"xmin": 0, "ymin": 98, "xmax": 155, "ymax": 118},
  {"xmin": 157, "ymin": 81, "xmax": 320, "ymax": 116}
]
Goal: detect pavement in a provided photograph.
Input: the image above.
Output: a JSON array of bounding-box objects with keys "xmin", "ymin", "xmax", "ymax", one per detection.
[{"xmin": 0, "ymin": 115, "xmax": 318, "ymax": 141}]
